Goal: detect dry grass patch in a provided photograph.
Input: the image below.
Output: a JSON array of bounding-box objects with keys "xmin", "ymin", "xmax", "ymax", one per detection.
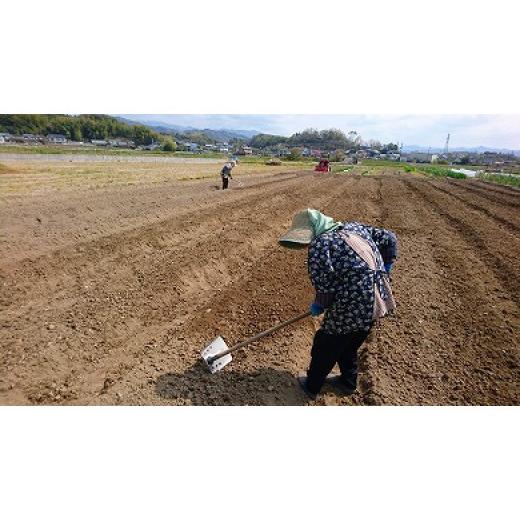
[{"xmin": 0, "ymin": 159, "xmax": 311, "ymax": 196}]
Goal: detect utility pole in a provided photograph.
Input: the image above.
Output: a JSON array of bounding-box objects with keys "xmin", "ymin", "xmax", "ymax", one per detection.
[{"xmin": 444, "ymin": 133, "xmax": 450, "ymax": 155}]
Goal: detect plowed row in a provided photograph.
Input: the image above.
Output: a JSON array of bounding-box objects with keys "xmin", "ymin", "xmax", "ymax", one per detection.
[{"xmin": 1, "ymin": 170, "xmax": 518, "ymax": 404}]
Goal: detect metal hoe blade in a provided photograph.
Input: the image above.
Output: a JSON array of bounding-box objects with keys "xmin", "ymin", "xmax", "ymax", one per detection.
[{"xmin": 201, "ymin": 336, "xmax": 232, "ymax": 373}]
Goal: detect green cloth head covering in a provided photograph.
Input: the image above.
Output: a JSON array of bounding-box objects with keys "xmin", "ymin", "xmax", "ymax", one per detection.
[{"xmin": 279, "ymin": 208, "xmax": 341, "ymax": 248}]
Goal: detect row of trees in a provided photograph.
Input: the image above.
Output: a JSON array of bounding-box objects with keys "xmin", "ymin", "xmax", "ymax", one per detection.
[
  {"xmin": 0, "ymin": 115, "xmax": 162, "ymax": 146},
  {"xmin": 288, "ymin": 128, "xmax": 361, "ymax": 150},
  {"xmin": 249, "ymin": 133, "xmax": 289, "ymax": 149},
  {"xmin": 249, "ymin": 128, "xmax": 400, "ymax": 153}
]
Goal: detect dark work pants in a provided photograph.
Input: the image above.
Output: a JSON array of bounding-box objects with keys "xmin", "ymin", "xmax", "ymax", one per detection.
[
  {"xmin": 306, "ymin": 328, "xmax": 370, "ymax": 395},
  {"xmin": 222, "ymin": 177, "xmax": 229, "ymax": 190}
]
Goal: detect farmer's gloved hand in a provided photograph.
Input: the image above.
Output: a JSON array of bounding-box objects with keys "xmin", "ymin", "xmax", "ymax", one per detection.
[
  {"xmin": 310, "ymin": 302, "xmax": 325, "ymax": 317},
  {"xmin": 384, "ymin": 262, "xmax": 394, "ymax": 273}
]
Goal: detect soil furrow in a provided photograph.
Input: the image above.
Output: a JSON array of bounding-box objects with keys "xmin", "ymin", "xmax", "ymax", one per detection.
[
  {"xmin": 1, "ymin": 170, "xmax": 518, "ymax": 406},
  {"xmin": 365, "ymin": 177, "xmax": 519, "ymax": 404},
  {"xmin": 403, "ymin": 178, "xmax": 520, "ymax": 306},
  {"xmin": 0, "ymin": 174, "xmax": 341, "ymax": 403},
  {"xmin": 428, "ymin": 181, "xmax": 520, "ymax": 233},
  {"xmin": 446, "ymin": 179, "xmax": 520, "ymax": 209},
  {"xmin": 145, "ymin": 176, "xmax": 381, "ymax": 406},
  {"xmin": 0, "ymin": 173, "xmax": 313, "ymax": 310}
]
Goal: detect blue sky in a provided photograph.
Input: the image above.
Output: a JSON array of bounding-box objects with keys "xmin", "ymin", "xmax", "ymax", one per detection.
[{"xmin": 122, "ymin": 114, "xmax": 520, "ymax": 149}]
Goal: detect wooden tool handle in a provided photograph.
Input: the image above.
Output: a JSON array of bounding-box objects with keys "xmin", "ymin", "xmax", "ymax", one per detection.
[{"xmin": 209, "ymin": 310, "xmax": 312, "ymax": 363}]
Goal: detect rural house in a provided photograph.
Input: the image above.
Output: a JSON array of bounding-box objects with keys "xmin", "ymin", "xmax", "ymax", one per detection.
[
  {"xmin": 47, "ymin": 134, "xmax": 67, "ymax": 144},
  {"xmin": 186, "ymin": 142, "xmax": 199, "ymax": 152},
  {"xmin": 378, "ymin": 152, "xmax": 400, "ymax": 161},
  {"xmin": 142, "ymin": 143, "xmax": 160, "ymax": 151},
  {"xmin": 237, "ymin": 145, "xmax": 253, "ymax": 155},
  {"xmin": 400, "ymin": 152, "xmax": 432, "ymax": 163},
  {"xmin": 108, "ymin": 138, "xmax": 135, "ymax": 148},
  {"xmin": 7, "ymin": 135, "xmax": 27, "ymax": 143},
  {"xmin": 22, "ymin": 134, "xmax": 41, "ymax": 143},
  {"xmin": 276, "ymin": 147, "xmax": 291, "ymax": 157}
]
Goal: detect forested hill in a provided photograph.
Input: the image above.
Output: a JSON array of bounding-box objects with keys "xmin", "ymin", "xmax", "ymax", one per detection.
[
  {"xmin": 0, "ymin": 114, "xmax": 160, "ymax": 145},
  {"xmin": 250, "ymin": 128, "xmax": 399, "ymax": 152}
]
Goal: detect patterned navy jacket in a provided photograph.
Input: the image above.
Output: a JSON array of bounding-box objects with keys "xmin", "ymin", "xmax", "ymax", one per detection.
[{"xmin": 308, "ymin": 222, "xmax": 398, "ymax": 334}]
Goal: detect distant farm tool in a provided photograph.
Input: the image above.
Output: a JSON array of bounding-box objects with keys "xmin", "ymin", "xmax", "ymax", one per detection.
[
  {"xmin": 315, "ymin": 159, "xmax": 331, "ymax": 173},
  {"xmin": 201, "ymin": 311, "xmax": 311, "ymax": 373}
]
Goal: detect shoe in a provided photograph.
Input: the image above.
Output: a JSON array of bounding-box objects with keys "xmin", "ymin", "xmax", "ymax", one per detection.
[
  {"xmin": 297, "ymin": 372, "xmax": 317, "ymax": 400},
  {"xmin": 325, "ymin": 374, "xmax": 356, "ymax": 395}
]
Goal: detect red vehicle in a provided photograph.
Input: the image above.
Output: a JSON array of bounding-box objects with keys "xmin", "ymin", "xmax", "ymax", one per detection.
[{"xmin": 314, "ymin": 159, "xmax": 331, "ymax": 172}]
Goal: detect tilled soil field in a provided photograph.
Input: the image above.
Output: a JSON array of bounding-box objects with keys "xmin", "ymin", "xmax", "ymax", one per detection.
[{"xmin": 1, "ymin": 168, "xmax": 519, "ymax": 405}]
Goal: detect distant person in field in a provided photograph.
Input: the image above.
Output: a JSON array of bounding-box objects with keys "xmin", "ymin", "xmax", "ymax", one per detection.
[
  {"xmin": 221, "ymin": 161, "xmax": 234, "ymax": 190},
  {"xmin": 279, "ymin": 209, "xmax": 398, "ymax": 399}
]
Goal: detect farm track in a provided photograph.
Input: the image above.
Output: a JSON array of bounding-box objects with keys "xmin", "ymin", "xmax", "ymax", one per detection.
[{"xmin": 1, "ymin": 171, "xmax": 518, "ymax": 405}]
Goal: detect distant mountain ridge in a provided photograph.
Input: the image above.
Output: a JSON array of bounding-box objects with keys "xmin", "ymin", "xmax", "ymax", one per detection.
[
  {"xmin": 115, "ymin": 117, "xmax": 258, "ymax": 141},
  {"xmin": 403, "ymin": 144, "xmax": 520, "ymax": 155}
]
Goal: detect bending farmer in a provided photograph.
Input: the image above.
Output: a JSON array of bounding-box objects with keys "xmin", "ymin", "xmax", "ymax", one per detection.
[
  {"xmin": 221, "ymin": 161, "xmax": 234, "ymax": 190},
  {"xmin": 279, "ymin": 208, "xmax": 398, "ymax": 399}
]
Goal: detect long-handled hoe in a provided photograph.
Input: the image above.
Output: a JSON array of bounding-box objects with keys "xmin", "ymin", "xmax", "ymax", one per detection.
[{"xmin": 201, "ymin": 311, "xmax": 311, "ymax": 373}]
